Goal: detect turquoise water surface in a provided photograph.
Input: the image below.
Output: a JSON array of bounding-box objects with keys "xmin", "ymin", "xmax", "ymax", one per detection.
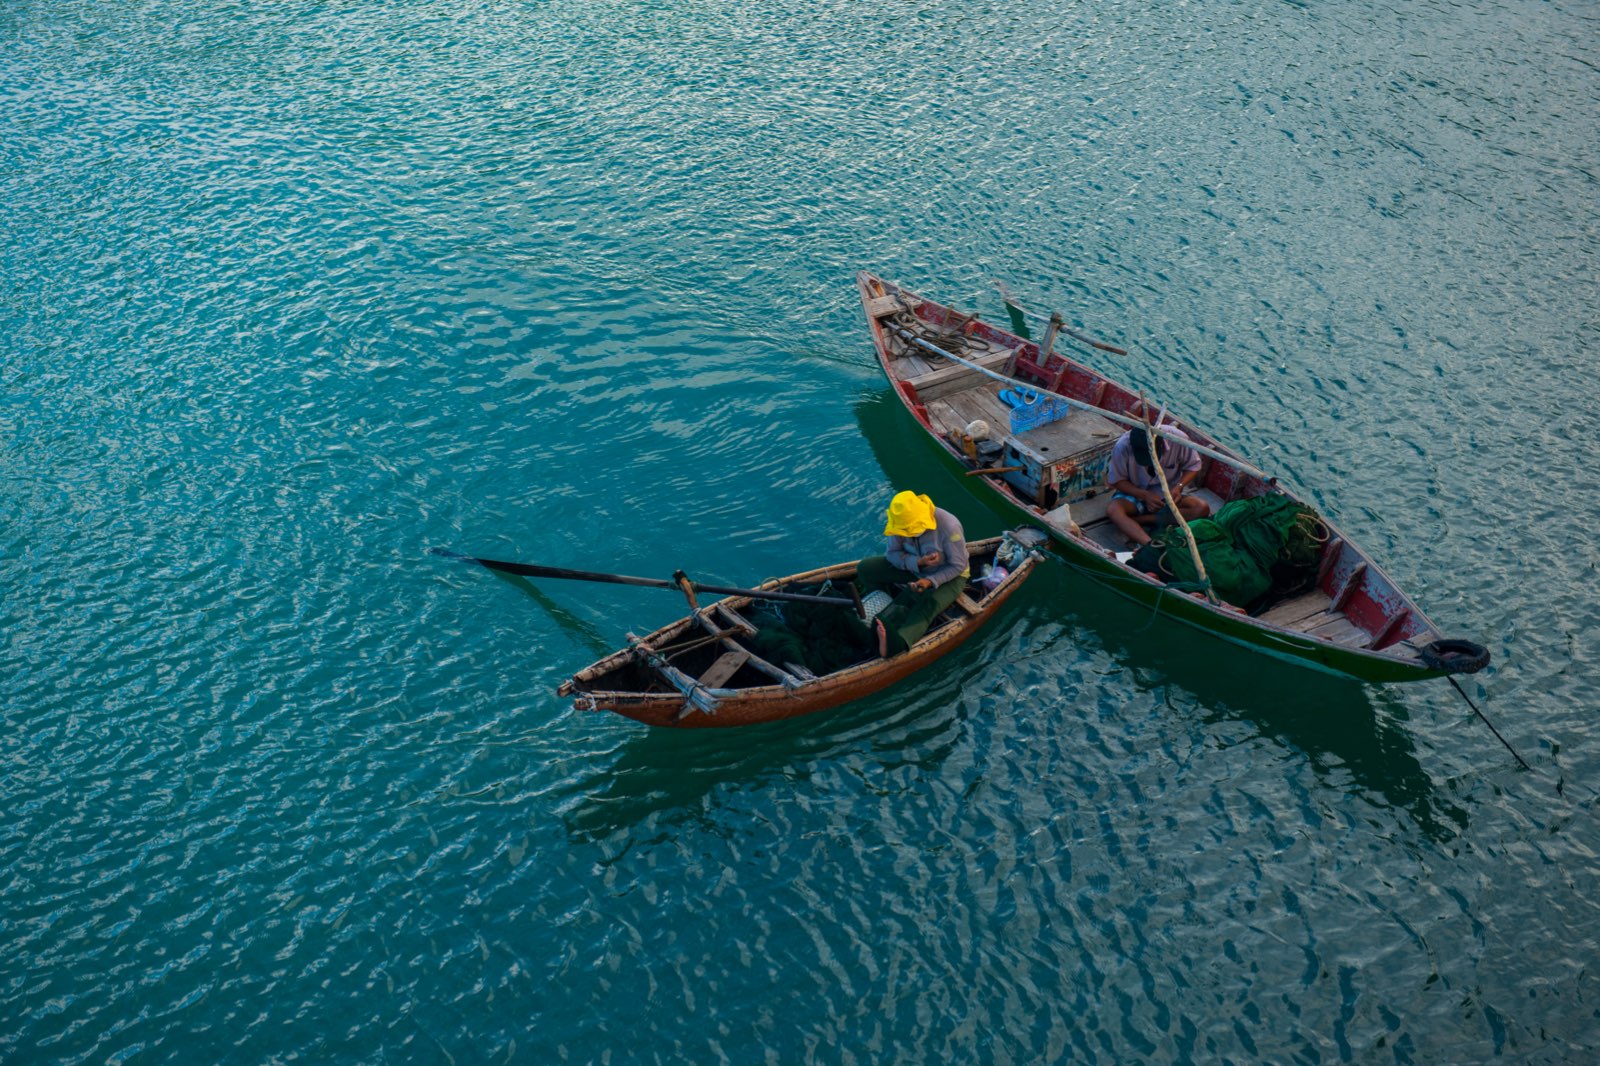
[{"xmin": 4, "ymin": 1, "xmax": 1598, "ymax": 1062}]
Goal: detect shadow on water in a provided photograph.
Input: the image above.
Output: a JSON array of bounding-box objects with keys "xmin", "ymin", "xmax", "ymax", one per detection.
[
  {"xmin": 480, "ymin": 566, "xmax": 615, "ymax": 659},
  {"xmin": 561, "ymin": 392, "xmax": 1462, "ymax": 845},
  {"xmin": 856, "ymin": 387, "xmax": 1466, "ymax": 840},
  {"xmin": 558, "ymin": 637, "xmax": 998, "ymax": 846},
  {"xmin": 1054, "ymin": 561, "xmax": 1467, "ymax": 841},
  {"xmin": 852, "ymin": 388, "xmax": 1020, "ymax": 538}
]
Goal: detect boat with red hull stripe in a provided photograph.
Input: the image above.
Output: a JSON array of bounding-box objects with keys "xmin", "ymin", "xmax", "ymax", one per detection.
[{"xmin": 856, "ymin": 271, "xmax": 1488, "ymax": 684}]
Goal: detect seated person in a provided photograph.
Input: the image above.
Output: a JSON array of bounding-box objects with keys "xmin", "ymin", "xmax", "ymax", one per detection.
[
  {"xmin": 1106, "ymin": 425, "xmax": 1211, "ymax": 546},
  {"xmin": 856, "ymin": 491, "xmax": 970, "ymax": 657}
]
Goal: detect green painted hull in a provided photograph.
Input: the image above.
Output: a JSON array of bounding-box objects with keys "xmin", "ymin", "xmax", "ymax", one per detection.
[
  {"xmin": 855, "ymin": 267, "xmax": 1489, "ymax": 685},
  {"xmin": 911, "ymin": 426, "xmax": 1442, "ymax": 684}
]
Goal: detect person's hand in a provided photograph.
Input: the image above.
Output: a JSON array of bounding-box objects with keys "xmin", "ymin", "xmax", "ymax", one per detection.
[
  {"xmin": 919, "ymin": 550, "xmax": 942, "ymax": 569},
  {"xmin": 912, "ymin": 578, "xmax": 933, "ymax": 592}
]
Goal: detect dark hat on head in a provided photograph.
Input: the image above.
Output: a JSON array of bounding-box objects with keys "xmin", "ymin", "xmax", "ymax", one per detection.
[{"xmin": 1130, "ymin": 428, "xmax": 1163, "ymax": 473}]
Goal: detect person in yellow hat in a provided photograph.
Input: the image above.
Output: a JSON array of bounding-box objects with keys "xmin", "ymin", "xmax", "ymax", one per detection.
[{"xmin": 855, "ymin": 491, "xmax": 970, "ymax": 657}]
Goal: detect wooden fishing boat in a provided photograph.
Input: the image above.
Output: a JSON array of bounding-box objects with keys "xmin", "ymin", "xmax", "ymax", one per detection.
[
  {"xmin": 856, "ymin": 271, "xmax": 1490, "ymax": 684},
  {"xmin": 556, "ymin": 531, "xmax": 1045, "ymax": 727}
]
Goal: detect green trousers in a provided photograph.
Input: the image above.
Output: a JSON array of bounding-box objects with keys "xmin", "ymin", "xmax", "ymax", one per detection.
[{"xmin": 855, "ymin": 556, "xmax": 967, "ymax": 656}]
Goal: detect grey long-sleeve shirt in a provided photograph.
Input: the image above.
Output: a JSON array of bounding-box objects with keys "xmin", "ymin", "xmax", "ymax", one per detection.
[{"xmin": 884, "ymin": 507, "xmax": 970, "ymax": 587}]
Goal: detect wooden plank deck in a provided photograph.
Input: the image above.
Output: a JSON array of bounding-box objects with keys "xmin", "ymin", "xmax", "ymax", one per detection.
[
  {"xmin": 1257, "ymin": 590, "xmax": 1335, "ymax": 628},
  {"xmin": 926, "ymin": 388, "xmax": 1013, "ymax": 441},
  {"xmin": 1308, "ymin": 615, "xmax": 1373, "ymax": 648},
  {"xmin": 904, "ymin": 348, "xmax": 1015, "ymax": 402},
  {"xmin": 890, "ymin": 354, "xmax": 933, "ymax": 381}
]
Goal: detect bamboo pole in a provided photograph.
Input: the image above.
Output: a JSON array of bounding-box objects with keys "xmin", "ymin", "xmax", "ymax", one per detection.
[
  {"xmin": 885, "ymin": 323, "xmax": 1273, "ymax": 484},
  {"xmin": 1137, "ymin": 401, "xmax": 1221, "ymax": 607}
]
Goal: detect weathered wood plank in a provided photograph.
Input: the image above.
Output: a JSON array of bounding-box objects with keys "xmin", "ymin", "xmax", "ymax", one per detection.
[
  {"xmin": 1316, "ymin": 538, "xmax": 1345, "ymax": 587},
  {"xmin": 890, "ymin": 354, "xmax": 932, "ymax": 380},
  {"xmin": 942, "ymin": 388, "xmax": 1013, "ymax": 433},
  {"xmin": 698, "ymin": 650, "xmax": 751, "ymax": 688},
  {"xmin": 905, "ymin": 348, "xmax": 1014, "ymax": 401},
  {"xmin": 1309, "ymin": 615, "xmax": 1372, "ymax": 648},
  {"xmin": 710, "ymin": 603, "xmax": 758, "ymax": 638},
  {"xmin": 865, "ymin": 294, "xmax": 909, "ymax": 319},
  {"xmin": 924, "ymin": 398, "xmax": 970, "ymax": 440},
  {"xmin": 1257, "ymin": 590, "xmax": 1334, "ymax": 628},
  {"xmin": 1331, "ymin": 563, "xmax": 1368, "ymax": 612},
  {"xmin": 1016, "ymin": 409, "xmax": 1121, "ymax": 462},
  {"xmin": 1371, "ymin": 608, "xmax": 1410, "ymax": 649},
  {"xmin": 739, "ymin": 648, "xmax": 806, "ymax": 685}
]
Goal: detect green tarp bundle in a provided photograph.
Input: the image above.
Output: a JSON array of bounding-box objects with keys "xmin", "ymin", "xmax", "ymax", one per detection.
[{"xmin": 1141, "ymin": 494, "xmax": 1326, "ymax": 610}]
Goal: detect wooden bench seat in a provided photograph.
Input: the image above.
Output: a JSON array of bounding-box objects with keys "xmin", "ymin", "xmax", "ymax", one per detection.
[{"xmin": 903, "ymin": 348, "xmax": 1016, "ymax": 402}]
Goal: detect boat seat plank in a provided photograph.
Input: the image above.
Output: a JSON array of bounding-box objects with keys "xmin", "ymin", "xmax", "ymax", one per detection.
[
  {"xmin": 1191, "ymin": 487, "xmax": 1225, "ymax": 516},
  {"xmin": 1062, "ymin": 486, "xmax": 1227, "ymax": 541},
  {"xmin": 955, "ymin": 591, "xmax": 983, "ymax": 615},
  {"xmin": 1331, "ymin": 562, "xmax": 1368, "ymax": 612},
  {"xmin": 738, "ymin": 648, "xmax": 809, "ymax": 686},
  {"xmin": 905, "ymin": 348, "xmax": 1015, "ymax": 402},
  {"xmin": 1308, "ymin": 616, "xmax": 1372, "ymax": 648},
  {"xmin": 709, "ymin": 603, "xmax": 758, "ymax": 638},
  {"xmin": 698, "ymin": 650, "xmax": 751, "ymax": 688},
  {"xmin": 1316, "ymin": 538, "xmax": 1345, "ymax": 585},
  {"xmin": 1372, "ymin": 608, "xmax": 1411, "ymax": 649},
  {"xmin": 1256, "ymin": 590, "xmax": 1335, "ymax": 628}
]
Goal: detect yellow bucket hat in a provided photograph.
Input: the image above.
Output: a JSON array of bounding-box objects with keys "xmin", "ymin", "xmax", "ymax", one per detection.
[{"xmin": 884, "ymin": 491, "xmax": 937, "ymax": 537}]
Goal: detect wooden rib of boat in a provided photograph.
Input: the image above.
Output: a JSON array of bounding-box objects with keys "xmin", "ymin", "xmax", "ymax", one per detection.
[
  {"xmin": 856, "ymin": 271, "xmax": 1489, "ymax": 684},
  {"xmin": 558, "ymin": 531, "xmax": 1045, "ymax": 727}
]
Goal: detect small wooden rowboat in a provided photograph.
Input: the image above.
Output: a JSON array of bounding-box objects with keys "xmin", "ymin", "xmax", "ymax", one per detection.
[
  {"xmin": 856, "ymin": 271, "xmax": 1489, "ymax": 684},
  {"xmin": 557, "ymin": 531, "xmax": 1045, "ymax": 727}
]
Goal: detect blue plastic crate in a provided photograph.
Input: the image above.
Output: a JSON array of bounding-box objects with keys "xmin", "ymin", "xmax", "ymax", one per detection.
[{"xmin": 1002, "ymin": 388, "xmax": 1071, "ymax": 433}]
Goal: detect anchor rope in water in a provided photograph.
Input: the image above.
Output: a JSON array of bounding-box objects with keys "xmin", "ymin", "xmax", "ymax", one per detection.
[{"xmin": 1446, "ymin": 676, "xmax": 1534, "ymax": 774}]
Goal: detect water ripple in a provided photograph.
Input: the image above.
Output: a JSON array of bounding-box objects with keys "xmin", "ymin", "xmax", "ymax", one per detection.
[{"xmin": 5, "ymin": 0, "xmax": 1600, "ymax": 1062}]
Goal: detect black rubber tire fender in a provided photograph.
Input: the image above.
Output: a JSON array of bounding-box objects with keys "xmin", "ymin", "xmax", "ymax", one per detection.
[{"xmin": 1418, "ymin": 639, "xmax": 1491, "ymax": 674}]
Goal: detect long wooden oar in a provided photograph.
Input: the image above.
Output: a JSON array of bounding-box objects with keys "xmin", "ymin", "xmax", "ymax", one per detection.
[{"xmin": 431, "ymin": 548, "xmax": 858, "ymax": 608}]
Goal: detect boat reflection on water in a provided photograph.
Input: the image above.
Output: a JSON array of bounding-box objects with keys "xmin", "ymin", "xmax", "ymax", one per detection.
[
  {"xmin": 1066, "ymin": 572, "xmax": 1467, "ymax": 842},
  {"xmin": 560, "ymin": 392, "xmax": 1463, "ymax": 846},
  {"xmin": 856, "ymin": 388, "xmax": 1464, "ymax": 841},
  {"xmin": 852, "ymin": 389, "xmax": 1019, "ymax": 538},
  {"xmin": 557, "ymin": 639, "xmax": 1002, "ymax": 847}
]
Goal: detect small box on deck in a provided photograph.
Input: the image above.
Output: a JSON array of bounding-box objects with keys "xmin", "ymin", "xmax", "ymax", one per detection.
[{"xmin": 997, "ymin": 408, "xmax": 1122, "ymax": 508}]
